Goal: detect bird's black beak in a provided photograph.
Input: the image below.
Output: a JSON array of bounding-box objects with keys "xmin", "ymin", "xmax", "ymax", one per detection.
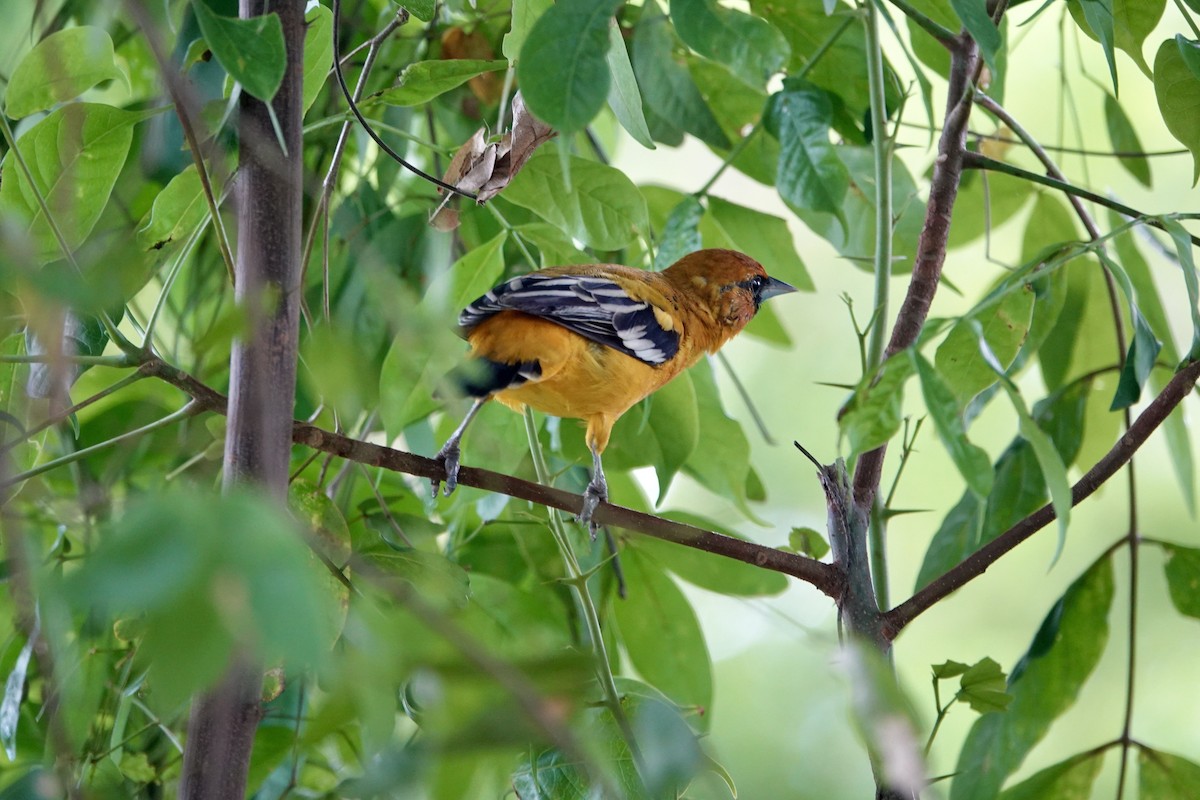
[{"xmin": 759, "ymin": 276, "xmax": 797, "ymax": 302}]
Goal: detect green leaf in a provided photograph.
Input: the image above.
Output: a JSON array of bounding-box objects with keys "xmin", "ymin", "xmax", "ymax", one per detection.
[
  {"xmin": 948, "ymin": 0, "xmax": 1001, "ymax": 80},
  {"xmin": 911, "ymin": 351, "xmax": 994, "ymax": 497},
  {"xmin": 516, "ymin": 0, "xmax": 622, "ymax": 132},
  {"xmin": 1154, "ymin": 39, "xmax": 1200, "ymax": 185},
  {"xmin": 764, "ymin": 78, "xmax": 849, "ymax": 220},
  {"xmin": 1161, "ymin": 218, "xmax": 1200, "ymax": 359},
  {"xmin": 948, "ymin": 168, "xmax": 1035, "ymax": 250},
  {"xmin": 1098, "ymin": 250, "xmax": 1162, "ymax": 409},
  {"xmin": 671, "ymin": 0, "xmax": 790, "ymax": 87},
  {"xmin": 301, "ymin": 4, "xmax": 333, "ymax": 115},
  {"xmin": 614, "ymin": 550, "xmax": 713, "ymax": 712},
  {"xmin": 191, "ymin": 1, "xmax": 285, "ymax": 102},
  {"xmin": 789, "ymin": 526, "xmax": 830, "ymax": 560},
  {"xmin": 914, "ymin": 381, "xmax": 1089, "ymax": 590},
  {"xmin": 706, "ymin": 197, "xmax": 814, "ymax": 291},
  {"xmin": 502, "ymin": 152, "xmax": 648, "ymax": 250},
  {"xmin": 1179, "ymin": 35, "xmax": 1200, "ymax": 80},
  {"xmin": 137, "ymin": 166, "xmax": 208, "ymax": 252},
  {"xmin": 0, "ymin": 103, "xmax": 148, "ymax": 265},
  {"xmin": 404, "ymin": 0, "xmax": 436, "ymax": 22},
  {"xmin": 839, "ymin": 353, "xmax": 914, "ymax": 457},
  {"xmin": 1163, "ymin": 545, "xmax": 1200, "ymax": 619},
  {"xmin": 997, "ymin": 751, "xmax": 1105, "ymax": 800},
  {"xmin": 1140, "ymin": 748, "xmax": 1200, "ymax": 797},
  {"xmin": 636, "ymin": 512, "xmax": 789, "ymax": 596},
  {"xmin": 5, "ymin": 26, "xmax": 127, "ymax": 118},
  {"xmin": 790, "ymin": 146, "xmax": 926, "ymax": 270},
  {"xmin": 516, "ymin": 222, "xmax": 592, "ymax": 266},
  {"xmin": 632, "ymin": 7, "xmax": 731, "ymax": 149},
  {"xmin": 362, "ymin": 547, "xmax": 471, "ymax": 609},
  {"xmin": 682, "ymin": 359, "xmax": 758, "ymax": 520},
  {"xmin": 932, "ymin": 659, "xmax": 971, "ymax": 679},
  {"xmin": 602, "ymin": 371, "xmax": 700, "ymax": 501},
  {"xmin": 1076, "ymin": 0, "xmax": 1118, "ymax": 93},
  {"xmin": 1104, "ymin": 93, "xmax": 1151, "ymax": 186},
  {"xmin": 605, "ymin": 22, "xmax": 655, "ymax": 149},
  {"xmin": 950, "ymin": 558, "xmax": 1115, "ymax": 800},
  {"xmin": 373, "ymin": 60, "xmax": 508, "ymax": 107},
  {"xmin": 984, "ymin": 348, "xmax": 1072, "ymax": 563},
  {"xmin": 430, "ymin": 231, "xmax": 509, "ymax": 313},
  {"xmin": 935, "ymin": 283, "xmax": 1035, "ymax": 406},
  {"xmin": 653, "ymin": 197, "xmax": 703, "ymax": 272},
  {"xmin": 956, "ymin": 657, "xmax": 1012, "ymax": 714},
  {"xmin": 503, "ymin": 0, "xmax": 553, "ymax": 62}
]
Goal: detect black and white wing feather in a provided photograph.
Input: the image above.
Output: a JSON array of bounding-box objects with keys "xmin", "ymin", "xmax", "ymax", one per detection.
[{"xmin": 459, "ymin": 274, "xmax": 680, "ymax": 366}]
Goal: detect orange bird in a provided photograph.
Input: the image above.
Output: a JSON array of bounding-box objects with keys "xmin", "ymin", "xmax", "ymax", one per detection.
[{"xmin": 432, "ymin": 248, "xmax": 796, "ymax": 531}]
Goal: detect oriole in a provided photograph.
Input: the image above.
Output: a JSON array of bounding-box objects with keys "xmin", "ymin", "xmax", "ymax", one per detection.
[{"xmin": 432, "ymin": 248, "xmax": 796, "ymax": 531}]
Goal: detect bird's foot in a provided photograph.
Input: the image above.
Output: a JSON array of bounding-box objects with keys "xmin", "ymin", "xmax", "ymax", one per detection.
[
  {"xmin": 577, "ymin": 472, "xmax": 608, "ymax": 539},
  {"xmin": 432, "ymin": 442, "xmax": 461, "ymax": 498}
]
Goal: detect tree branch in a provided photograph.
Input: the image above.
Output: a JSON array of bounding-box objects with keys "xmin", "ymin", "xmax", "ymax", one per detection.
[
  {"xmin": 884, "ymin": 357, "xmax": 1200, "ymax": 634},
  {"xmin": 851, "ymin": 37, "xmax": 981, "ymax": 512},
  {"xmin": 141, "ymin": 359, "xmax": 842, "ymax": 598}
]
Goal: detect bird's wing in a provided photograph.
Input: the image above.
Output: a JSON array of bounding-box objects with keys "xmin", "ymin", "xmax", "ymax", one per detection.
[{"xmin": 459, "ymin": 273, "xmax": 681, "ymax": 366}]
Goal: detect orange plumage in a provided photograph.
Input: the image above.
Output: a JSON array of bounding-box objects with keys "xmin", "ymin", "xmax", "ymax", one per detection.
[{"xmin": 432, "ymin": 248, "xmax": 796, "ymax": 529}]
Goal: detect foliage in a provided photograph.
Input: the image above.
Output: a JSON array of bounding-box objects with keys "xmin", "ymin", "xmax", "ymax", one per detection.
[{"xmin": 0, "ymin": 0, "xmax": 1198, "ymax": 798}]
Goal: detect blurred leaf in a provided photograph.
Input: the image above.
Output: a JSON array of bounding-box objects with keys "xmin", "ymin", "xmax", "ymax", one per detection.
[
  {"xmin": 614, "ymin": 549, "xmax": 712, "ymax": 713},
  {"xmin": 632, "ymin": 6, "xmax": 731, "ymax": 149},
  {"xmin": 363, "ymin": 546, "xmax": 471, "ymax": 609},
  {"xmin": 950, "ymin": 557, "xmax": 1114, "ymax": 800},
  {"xmin": 605, "ymin": 22, "xmax": 655, "ymax": 149},
  {"xmin": 1154, "ymin": 40, "xmax": 1200, "ymax": 184},
  {"xmin": 301, "ymin": 321, "xmax": 379, "ymax": 420},
  {"xmin": 301, "ymin": 4, "xmax": 332, "ymax": 114},
  {"xmin": 653, "ymin": 197, "xmax": 703, "ymax": 271},
  {"xmin": 1017, "ymin": 194, "xmax": 1076, "ymax": 362},
  {"xmin": 503, "ymin": 151, "xmax": 648, "ymax": 250},
  {"xmin": 503, "ymin": 0, "xmax": 553, "ymax": 61},
  {"xmin": 688, "ymin": 59, "xmax": 778, "ymax": 185},
  {"xmin": 997, "ymin": 751, "xmax": 1104, "ymax": 800},
  {"xmin": 911, "ymin": 350, "xmax": 993, "ymax": 497},
  {"xmin": 671, "ymin": 0, "xmax": 790, "ymax": 87},
  {"xmin": 517, "ymin": 0, "xmax": 622, "ymax": 132},
  {"xmin": 1071, "ymin": 0, "xmax": 1118, "ymax": 92},
  {"xmin": 428, "ymin": 231, "xmax": 508, "ymax": 312},
  {"xmin": 935, "ymin": 283, "xmax": 1034, "ymax": 406},
  {"xmin": 789, "ymin": 526, "xmax": 830, "ymax": 560},
  {"xmin": 1070, "ymin": 0, "xmax": 1164, "ymax": 75},
  {"xmin": 636, "ymin": 512, "xmax": 789, "ymax": 595},
  {"xmin": 5, "ymin": 26, "xmax": 126, "ymax": 118},
  {"xmin": 932, "ymin": 660, "xmax": 970, "ymax": 679},
  {"xmin": 516, "ymin": 222, "xmax": 592, "ymax": 265},
  {"xmin": 192, "ymin": 1, "xmax": 285, "ymax": 102},
  {"xmin": 1140, "ymin": 748, "xmax": 1200, "ymax": 797},
  {"xmin": 791, "ymin": 146, "xmax": 926, "ymax": 270},
  {"xmin": 0, "ymin": 103, "xmax": 151, "ymax": 265},
  {"xmin": 0, "ymin": 770, "xmax": 61, "ymax": 800},
  {"xmin": 706, "ymin": 197, "xmax": 814, "ymax": 291},
  {"xmin": 374, "ymin": 60, "xmax": 508, "ymax": 107},
  {"xmin": 63, "ymin": 489, "xmax": 336, "ymax": 707},
  {"xmin": 764, "ymin": 77, "xmax": 848, "ymax": 221},
  {"xmin": 955, "ymin": 657, "xmax": 1012, "ymax": 714},
  {"xmin": 840, "ymin": 352, "xmax": 914, "ymax": 457},
  {"xmin": 1163, "ymin": 545, "xmax": 1200, "ymax": 619},
  {"xmin": 137, "ymin": 166, "xmax": 207, "ymax": 252},
  {"xmin": 1104, "ymin": 93, "xmax": 1151, "ymax": 186},
  {"xmin": 404, "ymin": 0, "xmax": 435, "ymax": 21}
]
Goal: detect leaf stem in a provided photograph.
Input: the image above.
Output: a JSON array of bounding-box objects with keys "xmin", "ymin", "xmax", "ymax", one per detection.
[
  {"xmin": 521, "ymin": 408, "xmax": 648, "ymax": 788},
  {"xmin": 1, "ymin": 400, "xmax": 198, "ymax": 492}
]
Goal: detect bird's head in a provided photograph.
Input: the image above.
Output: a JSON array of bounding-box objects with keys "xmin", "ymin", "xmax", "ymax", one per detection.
[{"xmin": 664, "ymin": 249, "xmax": 797, "ymax": 339}]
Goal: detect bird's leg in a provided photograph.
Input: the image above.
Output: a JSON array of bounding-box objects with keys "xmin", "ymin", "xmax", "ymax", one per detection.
[
  {"xmin": 578, "ymin": 445, "xmax": 608, "ymax": 539},
  {"xmin": 432, "ymin": 397, "xmax": 487, "ymax": 497}
]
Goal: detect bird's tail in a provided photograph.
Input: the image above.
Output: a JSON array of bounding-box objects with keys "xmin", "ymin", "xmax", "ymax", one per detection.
[{"xmin": 443, "ymin": 357, "xmax": 542, "ymax": 398}]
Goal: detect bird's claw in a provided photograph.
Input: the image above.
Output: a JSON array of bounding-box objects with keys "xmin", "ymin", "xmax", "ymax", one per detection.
[
  {"xmin": 432, "ymin": 443, "xmax": 461, "ymax": 498},
  {"xmin": 577, "ymin": 474, "xmax": 608, "ymax": 539}
]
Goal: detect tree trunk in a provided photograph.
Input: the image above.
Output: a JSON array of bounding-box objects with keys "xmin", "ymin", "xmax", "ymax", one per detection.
[{"xmin": 179, "ymin": 1, "xmax": 305, "ymax": 797}]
